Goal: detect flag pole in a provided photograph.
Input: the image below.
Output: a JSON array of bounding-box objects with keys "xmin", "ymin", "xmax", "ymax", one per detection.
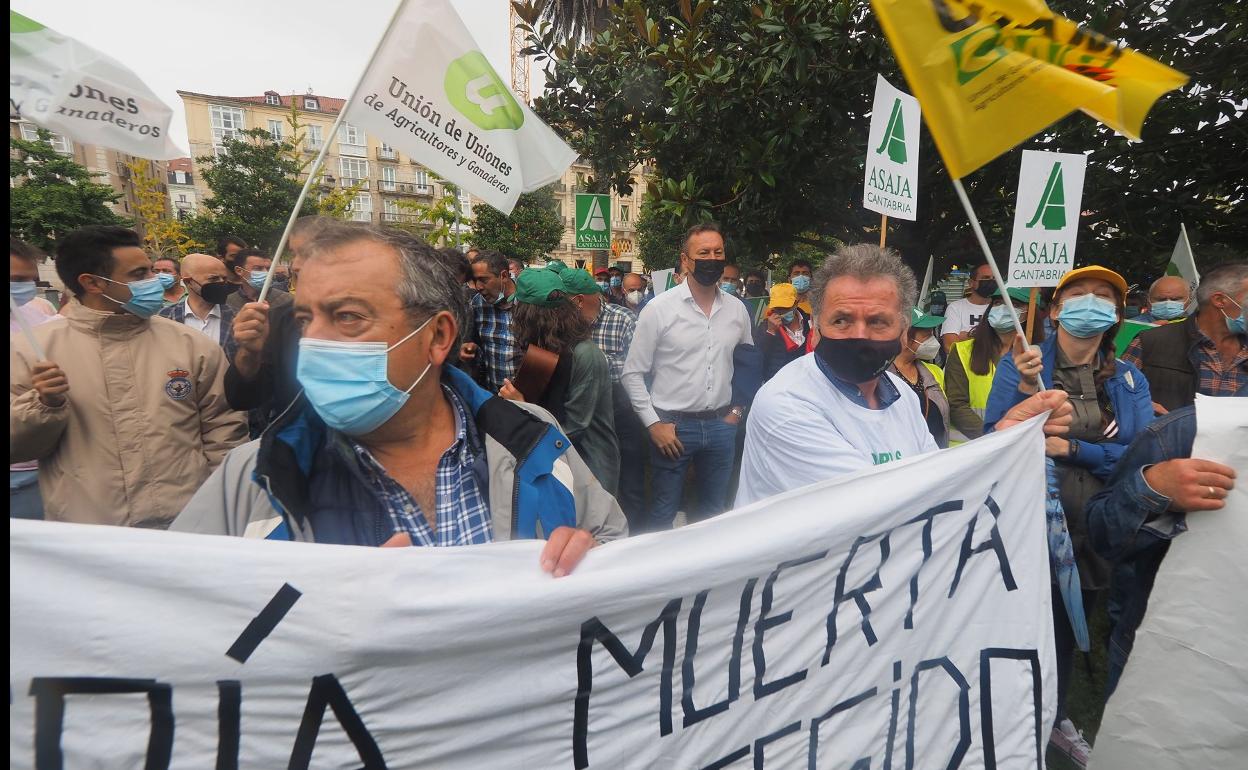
[
  {"xmin": 950, "ymin": 177, "xmax": 1026, "ymax": 339},
  {"xmin": 879, "ymin": 214, "xmax": 888, "ymax": 248},
  {"xmin": 9, "ymin": 294, "xmax": 45, "ymax": 360},
  {"xmin": 257, "ymin": 0, "xmax": 410, "ymax": 303},
  {"xmin": 1025, "ymin": 287, "xmax": 1038, "ymax": 341}
]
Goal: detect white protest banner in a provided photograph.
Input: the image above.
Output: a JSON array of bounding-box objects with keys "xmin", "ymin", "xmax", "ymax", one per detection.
[
  {"xmin": 1005, "ymin": 150, "xmax": 1087, "ymax": 288},
  {"xmin": 9, "ymin": 11, "xmax": 184, "ymax": 160},
  {"xmin": 863, "ymin": 74, "xmax": 921, "ymax": 221},
  {"xmin": 1093, "ymin": 395, "xmax": 1248, "ymax": 770},
  {"xmin": 10, "ymin": 417, "xmax": 1055, "ymax": 768},
  {"xmin": 650, "ymin": 267, "xmax": 675, "ymax": 295},
  {"xmin": 343, "ymin": 0, "xmax": 575, "ymax": 214}
]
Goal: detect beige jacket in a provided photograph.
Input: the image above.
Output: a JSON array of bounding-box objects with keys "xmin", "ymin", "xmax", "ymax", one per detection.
[{"xmin": 9, "ymin": 300, "xmax": 248, "ymax": 527}]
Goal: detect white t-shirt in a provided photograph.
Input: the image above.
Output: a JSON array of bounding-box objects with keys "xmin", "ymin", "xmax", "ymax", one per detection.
[
  {"xmin": 736, "ymin": 354, "xmax": 938, "ymax": 506},
  {"xmin": 939, "ymin": 297, "xmax": 991, "ymax": 338}
]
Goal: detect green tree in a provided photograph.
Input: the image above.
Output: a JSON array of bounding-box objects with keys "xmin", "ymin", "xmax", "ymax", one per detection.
[
  {"xmin": 393, "ymin": 179, "xmax": 472, "ymax": 247},
  {"xmin": 126, "ymin": 159, "xmax": 205, "ymax": 256},
  {"xmin": 635, "ymin": 196, "xmax": 684, "ymax": 270},
  {"xmin": 471, "ymin": 186, "xmax": 563, "ymax": 261},
  {"xmin": 10, "ymin": 129, "xmax": 126, "ymax": 251}
]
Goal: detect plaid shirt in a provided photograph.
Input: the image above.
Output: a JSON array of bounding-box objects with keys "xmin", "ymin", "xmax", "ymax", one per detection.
[
  {"xmin": 351, "ymin": 386, "xmax": 493, "ymax": 547},
  {"xmin": 1123, "ymin": 328, "xmax": 1248, "ymax": 397},
  {"xmin": 591, "ymin": 301, "xmax": 637, "ymax": 382},
  {"xmin": 471, "ymin": 292, "xmax": 520, "ymax": 393}
]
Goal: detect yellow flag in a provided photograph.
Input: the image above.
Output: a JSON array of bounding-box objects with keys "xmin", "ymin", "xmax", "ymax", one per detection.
[{"xmin": 871, "ymin": 0, "xmax": 1188, "ymax": 178}]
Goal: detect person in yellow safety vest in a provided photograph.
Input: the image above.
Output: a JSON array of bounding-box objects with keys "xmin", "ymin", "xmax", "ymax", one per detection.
[
  {"xmin": 945, "ymin": 286, "xmax": 1045, "ymax": 442},
  {"xmin": 888, "ymin": 307, "xmax": 950, "ymax": 448}
]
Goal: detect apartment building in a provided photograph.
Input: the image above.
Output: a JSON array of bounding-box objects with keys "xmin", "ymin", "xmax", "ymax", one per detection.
[
  {"xmin": 166, "ymin": 157, "xmax": 199, "ymax": 219},
  {"xmin": 177, "ymin": 89, "xmax": 466, "ymax": 234},
  {"xmin": 10, "ymin": 117, "xmax": 169, "ymax": 224},
  {"xmin": 547, "ymin": 158, "xmax": 650, "ymax": 272}
]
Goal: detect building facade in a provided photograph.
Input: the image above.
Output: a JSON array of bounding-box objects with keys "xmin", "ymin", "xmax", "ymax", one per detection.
[
  {"xmin": 547, "ymin": 158, "xmax": 650, "ymax": 272},
  {"xmin": 177, "ymin": 89, "xmax": 468, "ymax": 237},
  {"xmin": 166, "ymin": 157, "xmax": 199, "ymax": 219}
]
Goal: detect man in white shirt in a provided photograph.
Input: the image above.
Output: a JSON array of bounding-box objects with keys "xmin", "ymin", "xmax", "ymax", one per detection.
[
  {"xmin": 621, "ymin": 223, "xmax": 754, "ymax": 530},
  {"xmin": 158, "ymin": 253, "xmax": 236, "ymax": 353},
  {"xmin": 939, "ymin": 262, "xmax": 996, "ymax": 351},
  {"xmin": 737, "ymin": 244, "xmax": 1072, "ymax": 506}
]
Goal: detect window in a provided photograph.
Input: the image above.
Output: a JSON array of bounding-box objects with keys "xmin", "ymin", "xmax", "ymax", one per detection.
[
  {"xmin": 620, "ymin": 204, "xmax": 630, "ymax": 223},
  {"xmin": 177, "ymin": 194, "xmax": 188, "ymax": 203},
  {"xmin": 19, "ymin": 123, "xmax": 71, "ymax": 153},
  {"xmin": 380, "ymin": 165, "xmax": 396, "ymax": 190},
  {"xmin": 575, "ymin": 172, "xmax": 586, "ymax": 189},
  {"xmin": 267, "ymin": 119, "xmax": 284, "ymax": 142},
  {"xmin": 383, "ymin": 199, "xmax": 400, "ymax": 215},
  {"xmin": 305, "ymin": 124, "xmax": 323, "ymax": 150},
  {"xmin": 339, "ymin": 122, "xmax": 364, "ymax": 146},
  {"xmin": 209, "ymin": 105, "xmax": 245, "ymax": 147},
  {"xmin": 414, "ymin": 170, "xmax": 429, "ymax": 186},
  {"xmin": 349, "ymin": 192, "xmax": 372, "ymax": 221},
  {"xmin": 264, "ymin": 93, "xmax": 280, "ymax": 106},
  {"xmin": 304, "ymin": 97, "xmax": 319, "ymax": 111},
  {"xmin": 340, "ymin": 157, "xmax": 369, "ymax": 182}
]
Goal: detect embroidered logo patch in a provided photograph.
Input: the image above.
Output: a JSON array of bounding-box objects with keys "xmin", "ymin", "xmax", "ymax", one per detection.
[{"xmin": 165, "ymin": 369, "xmax": 192, "ymax": 401}]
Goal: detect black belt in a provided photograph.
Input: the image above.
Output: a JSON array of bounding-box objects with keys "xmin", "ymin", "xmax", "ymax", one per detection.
[{"xmin": 656, "ymin": 406, "xmax": 732, "ymax": 421}]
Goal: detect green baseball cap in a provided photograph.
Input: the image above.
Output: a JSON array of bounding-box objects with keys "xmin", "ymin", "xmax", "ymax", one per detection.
[
  {"xmin": 545, "ymin": 260, "xmax": 566, "ymax": 273},
  {"xmin": 514, "ymin": 267, "xmax": 569, "ymax": 308},
  {"xmin": 909, "ymin": 307, "xmax": 944, "ymax": 329},
  {"xmin": 559, "ymin": 267, "xmax": 603, "ymax": 296},
  {"xmin": 994, "ymin": 286, "xmax": 1043, "ymax": 306}
]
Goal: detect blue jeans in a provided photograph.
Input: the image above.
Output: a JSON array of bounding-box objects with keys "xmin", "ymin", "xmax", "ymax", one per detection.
[
  {"xmin": 9, "ymin": 469, "xmax": 44, "ymax": 520},
  {"xmin": 648, "ymin": 415, "xmax": 738, "ymax": 531}
]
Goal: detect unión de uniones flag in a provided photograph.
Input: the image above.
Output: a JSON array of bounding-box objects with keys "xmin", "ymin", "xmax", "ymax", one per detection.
[
  {"xmin": 344, "ymin": 0, "xmax": 576, "ymax": 214},
  {"xmin": 9, "ymin": 10, "xmax": 184, "ymax": 160},
  {"xmin": 870, "ymin": 0, "xmax": 1188, "ymax": 178}
]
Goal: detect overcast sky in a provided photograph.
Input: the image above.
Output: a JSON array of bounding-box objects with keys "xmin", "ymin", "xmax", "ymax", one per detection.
[{"xmin": 11, "ymin": 0, "xmax": 541, "ymax": 154}]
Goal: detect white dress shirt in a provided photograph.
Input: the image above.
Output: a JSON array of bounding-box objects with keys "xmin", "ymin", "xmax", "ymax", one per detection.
[
  {"xmin": 183, "ymin": 300, "xmax": 222, "ymax": 342},
  {"xmin": 621, "ymin": 278, "xmax": 754, "ymax": 427}
]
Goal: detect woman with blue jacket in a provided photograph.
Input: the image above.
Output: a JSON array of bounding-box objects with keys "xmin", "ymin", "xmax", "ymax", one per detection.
[{"xmin": 984, "ymin": 265, "xmax": 1153, "ymax": 766}]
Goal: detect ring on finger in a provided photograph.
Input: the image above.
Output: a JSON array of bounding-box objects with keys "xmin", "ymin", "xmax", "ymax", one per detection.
[{"xmin": 1208, "ymin": 486, "xmax": 1218, "ymax": 499}]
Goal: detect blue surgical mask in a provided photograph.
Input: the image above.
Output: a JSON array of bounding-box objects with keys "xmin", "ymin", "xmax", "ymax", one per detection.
[
  {"xmin": 1222, "ymin": 296, "xmax": 1246, "ymax": 335},
  {"xmin": 791, "ymin": 275, "xmax": 811, "ymax": 293},
  {"xmin": 780, "ymin": 310, "xmax": 796, "ymax": 323},
  {"xmin": 720, "ymin": 282, "xmax": 738, "ymax": 295},
  {"xmin": 247, "ymin": 270, "xmax": 269, "ymax": 290},
  {"xmin": 1057, "ymin": 293, "xmax": 1118, "ymax": 338},
  {"xmin": 155, "ymin": 273, "xmax": 177, "ymax": 290},
  {"xmin": 9, "ymin": 281, "xmax": 38, "ymax": 307},
  {"xmin": 94, "ymin": 275, "xmax": 166, "ymax": 319},
  {"xmin": 296, "ymin": 315, "xmax": 434, "ymax": 436},
  {"xmin": 610, "ymin": 276, "xmax": 622, "ymax": 288},
  {"xmin": 1149, "ymin": 299, "xmax": 1186, "ymax": 320},
  {"xmin": 988, "ymin": 304, "xmax": 1020, "ymax": 331}
]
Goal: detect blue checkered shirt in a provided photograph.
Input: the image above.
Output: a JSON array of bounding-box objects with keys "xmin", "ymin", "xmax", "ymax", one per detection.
[
  {"xmin": 591, "ymin": 302, "xmax": 637, "ymax": 382},
  {"xmin": 471, "ymin": 292, "xmax": 520, "ymax": 393},
  {"xmin": 351, "ymin": 386, "xmax": 493, "ymax": 547}
]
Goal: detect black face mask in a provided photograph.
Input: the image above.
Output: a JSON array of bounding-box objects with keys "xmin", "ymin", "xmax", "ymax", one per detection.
[
  {"xmin": 973, "ymin": 279, "xmax": 997, "ymax": 298},
  {"xmin": 745, "ymin": 281, "xmax": 764, "ymax": 296},
  {"xmin": 690, "ymin": 259, "xmax": 726, "ymax": 287},
  {"xmin": 194, "ymin": 281, "xmax": 234, "ymax": 306},
  {"xmin": 815, "ymin": 336, "xmax": 901, "ymax": 384}
]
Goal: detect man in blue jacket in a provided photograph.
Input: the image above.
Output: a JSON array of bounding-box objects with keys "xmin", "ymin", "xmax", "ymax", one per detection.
[{"xmin": 172, "ymin": 223, "xmax": 626, "ymax": 576}]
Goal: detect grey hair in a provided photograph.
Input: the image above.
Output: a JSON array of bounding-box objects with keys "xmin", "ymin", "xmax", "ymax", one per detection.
[
  {"xmin": 810, "ymin": 244, "xmax": 918, "ymax": 320},
  {"xmin": 1195, "ymin": 262, "xmax": 1248, "ymax": 307},
  {"xmin": 302, "ymin": 223, "xmax": 467, "ymax": 336},
  {"xmin": 1147, "ymin": 274, "xmax": 1191, "ymax": 300}
]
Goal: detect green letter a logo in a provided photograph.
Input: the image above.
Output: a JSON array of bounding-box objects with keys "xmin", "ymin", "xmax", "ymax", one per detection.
[
  {"xmin": 445, "ymin": 51, "xmax": 524, "ymax": 131},
  {"xmin": 1026, "ymin": 162, "xmax": 1066, "ymax": 230},
  {"xmin": 874, "ymin": 98, "xmax": 908, "ymax": 164}
]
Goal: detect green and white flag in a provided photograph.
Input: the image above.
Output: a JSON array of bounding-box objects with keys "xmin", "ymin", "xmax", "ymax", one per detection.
[
  {"xmin": 344, "ymin": 0, "xmax": 576, "ymax": 214},
  {"xmin": 918, "ymin": 256, "xmax": 934, "ymax": 307},
  {"xmin": 9, "ymin": 11, "xmax": 183, "ymax": 160},
  {"xmin": 863, "ymin": 75, "xmax": 921, "ymax": 221},
  {"xmin": 1166, "ymin": 223, "xmax": 1200, "ymax": 309},
  {"xmin": 1006, "ymin": 150, "xmax": 1087, "ymax": 288}
]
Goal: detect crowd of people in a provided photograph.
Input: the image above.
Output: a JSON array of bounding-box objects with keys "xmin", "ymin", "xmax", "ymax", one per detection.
[{"xmin": 8, "ymin": 219, "xmax": 1246, "ymax": 767}]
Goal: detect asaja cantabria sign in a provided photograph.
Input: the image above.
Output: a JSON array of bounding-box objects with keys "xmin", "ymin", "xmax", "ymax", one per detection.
[
  {"xmin": 862, "ymin": 75, "xmax": 921, "ymax": 221},
  {"xmin": 1006, "ymin": 150, "xmax": 1087, "ymax": 287},
  {"xmin": 575, "ymin": 193, "xmax": 611, "ymax": 250}
]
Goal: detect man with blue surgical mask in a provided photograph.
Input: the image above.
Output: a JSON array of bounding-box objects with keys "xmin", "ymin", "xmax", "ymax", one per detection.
[
  {"xmin": 152, "ymin": 256, "xmax": 187, "ymax": 307},
  {"xmin": 1135, "ymin": 275, "xmax": 1191, "ymax": 323},
  {"xmin": 788, "ymin": 259, "xmax": 814, "ymax": 317},
  {"xmin": 226, "ymin": 248, "xmax": 293, "ymax": 313},
  {"xmin": 9, "ymin": 226, "xmax": 247, "ymax": 528},
  {"xmin": 173, "ymin": 223, "xmax": 625, "ymax": 575}
]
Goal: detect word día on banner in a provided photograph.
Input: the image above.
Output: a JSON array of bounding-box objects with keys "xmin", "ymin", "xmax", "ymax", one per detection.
[{"xmin": 9, "ymin": 417, "xmax": 1055, "ymax": 768}]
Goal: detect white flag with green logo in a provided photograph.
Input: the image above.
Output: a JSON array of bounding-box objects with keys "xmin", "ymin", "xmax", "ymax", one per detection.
[
  {"xmin": 9, "ymin": 11, "xmax": 184, "ymax": 160},
  {"xmin": 1166, "ymin": 223, "xmax": 1200, "ymax": 306},
  {"xmin": 862, "ymin": 75, "xmax": 921, "ymax": 221},
  {"xmin": 344, "ymin": 0, "xmax": 576, "ymax": 214},
  {"xmin": 1006, "ymin": 150, "xmax": 1087, "ymax": 288}
]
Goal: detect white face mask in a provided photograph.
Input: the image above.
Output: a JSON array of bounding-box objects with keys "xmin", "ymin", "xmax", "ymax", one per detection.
[
  {"xmin": 625, "ymin": 290, "xmax": 644, "ymax": 306},
  {"xmin": 912, "ymin": 336, "xmax": 940, "ymax": 361}
]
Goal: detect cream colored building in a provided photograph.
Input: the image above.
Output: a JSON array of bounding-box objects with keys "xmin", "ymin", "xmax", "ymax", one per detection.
[
  {"xmin": 10, "ymin": 117, "xmax": 169, "ymax": 225},
  {"xmin": 547, "ymin": 158, "xmax": 650, "ymax": 272},
  {"xmin": 166, "ymin": 157, "xmax": 200, "ymax": 219},
  {"xmin": 177, "ymin": 89, "xmax": 466, "ymax": 234}
]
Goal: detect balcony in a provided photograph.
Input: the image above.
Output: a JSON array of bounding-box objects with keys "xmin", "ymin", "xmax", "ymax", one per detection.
[
  {"xmin": 384, "ymin": 181, "xmax": 434, "ymax": 196},
  {"xmin": 339, "ymin": 142, "xmax": 367, "ymax": 158},
  {"xmin": 377, "ymin": 147, "xmax": 398, "ymax": 161},
  {"xmin": 380, "ymin": 212, "xmax": 422, "ymax": 225},
  {"xmin": 304, "ymin": 141, "xmax": 324, "ymax": 153},
  {"xmin": 552, "ymin": 182, "xmax": 567, "ymax": 192},
  {"xmin": 348, "ymin": 211, "xmax": 374, "ymax": 223}
]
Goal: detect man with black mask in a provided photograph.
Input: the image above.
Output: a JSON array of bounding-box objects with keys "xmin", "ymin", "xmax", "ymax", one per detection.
[
  {"xmin": 940, "ymin": 262, "xmax": 996, "ymax": 352},
  {"xmin": 158, "ymin": 253, "xmax": 238, "ymax": 353},
  {"xmin": 736, "ymin": 244, "xmax": 1074, "ymax": 505},
  {"xmin": 621, "ymin": 222, "xmax": 754, "ymax": 530}
]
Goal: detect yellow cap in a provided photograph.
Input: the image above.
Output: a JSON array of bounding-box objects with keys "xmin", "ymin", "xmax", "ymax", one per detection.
[
  {"xmin": 768, "ymin": 283, "xmax": 798, "ymax": 311},
  {"xmin": 1055, "ymin": 265, "xmax": 1129, "ymax": 302}
]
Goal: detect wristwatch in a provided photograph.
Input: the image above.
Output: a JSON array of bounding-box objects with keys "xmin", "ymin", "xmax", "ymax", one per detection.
[{"xmin": 729, "ymin": 406, "xmax": 745, "ymax": 419}]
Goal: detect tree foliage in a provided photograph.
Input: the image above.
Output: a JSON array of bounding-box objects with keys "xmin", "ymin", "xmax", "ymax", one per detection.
[
  {"xmin": 126, "ymin": 159, "xmax": 205, "ymax": 256},
  {"xmin": 471, "ymin": 186, "xmax": 563, "ymax": 261},
  {"xmin": 394, "ymin": 179, "xmax": 471, "ymax": 247},
  {"xmin": 522, "ymin": 0, "xmax": 1247, "ymax": 284},
  {"xmin": 9, "ymin": 129, "xmax": 126, "ymax": 251}
]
